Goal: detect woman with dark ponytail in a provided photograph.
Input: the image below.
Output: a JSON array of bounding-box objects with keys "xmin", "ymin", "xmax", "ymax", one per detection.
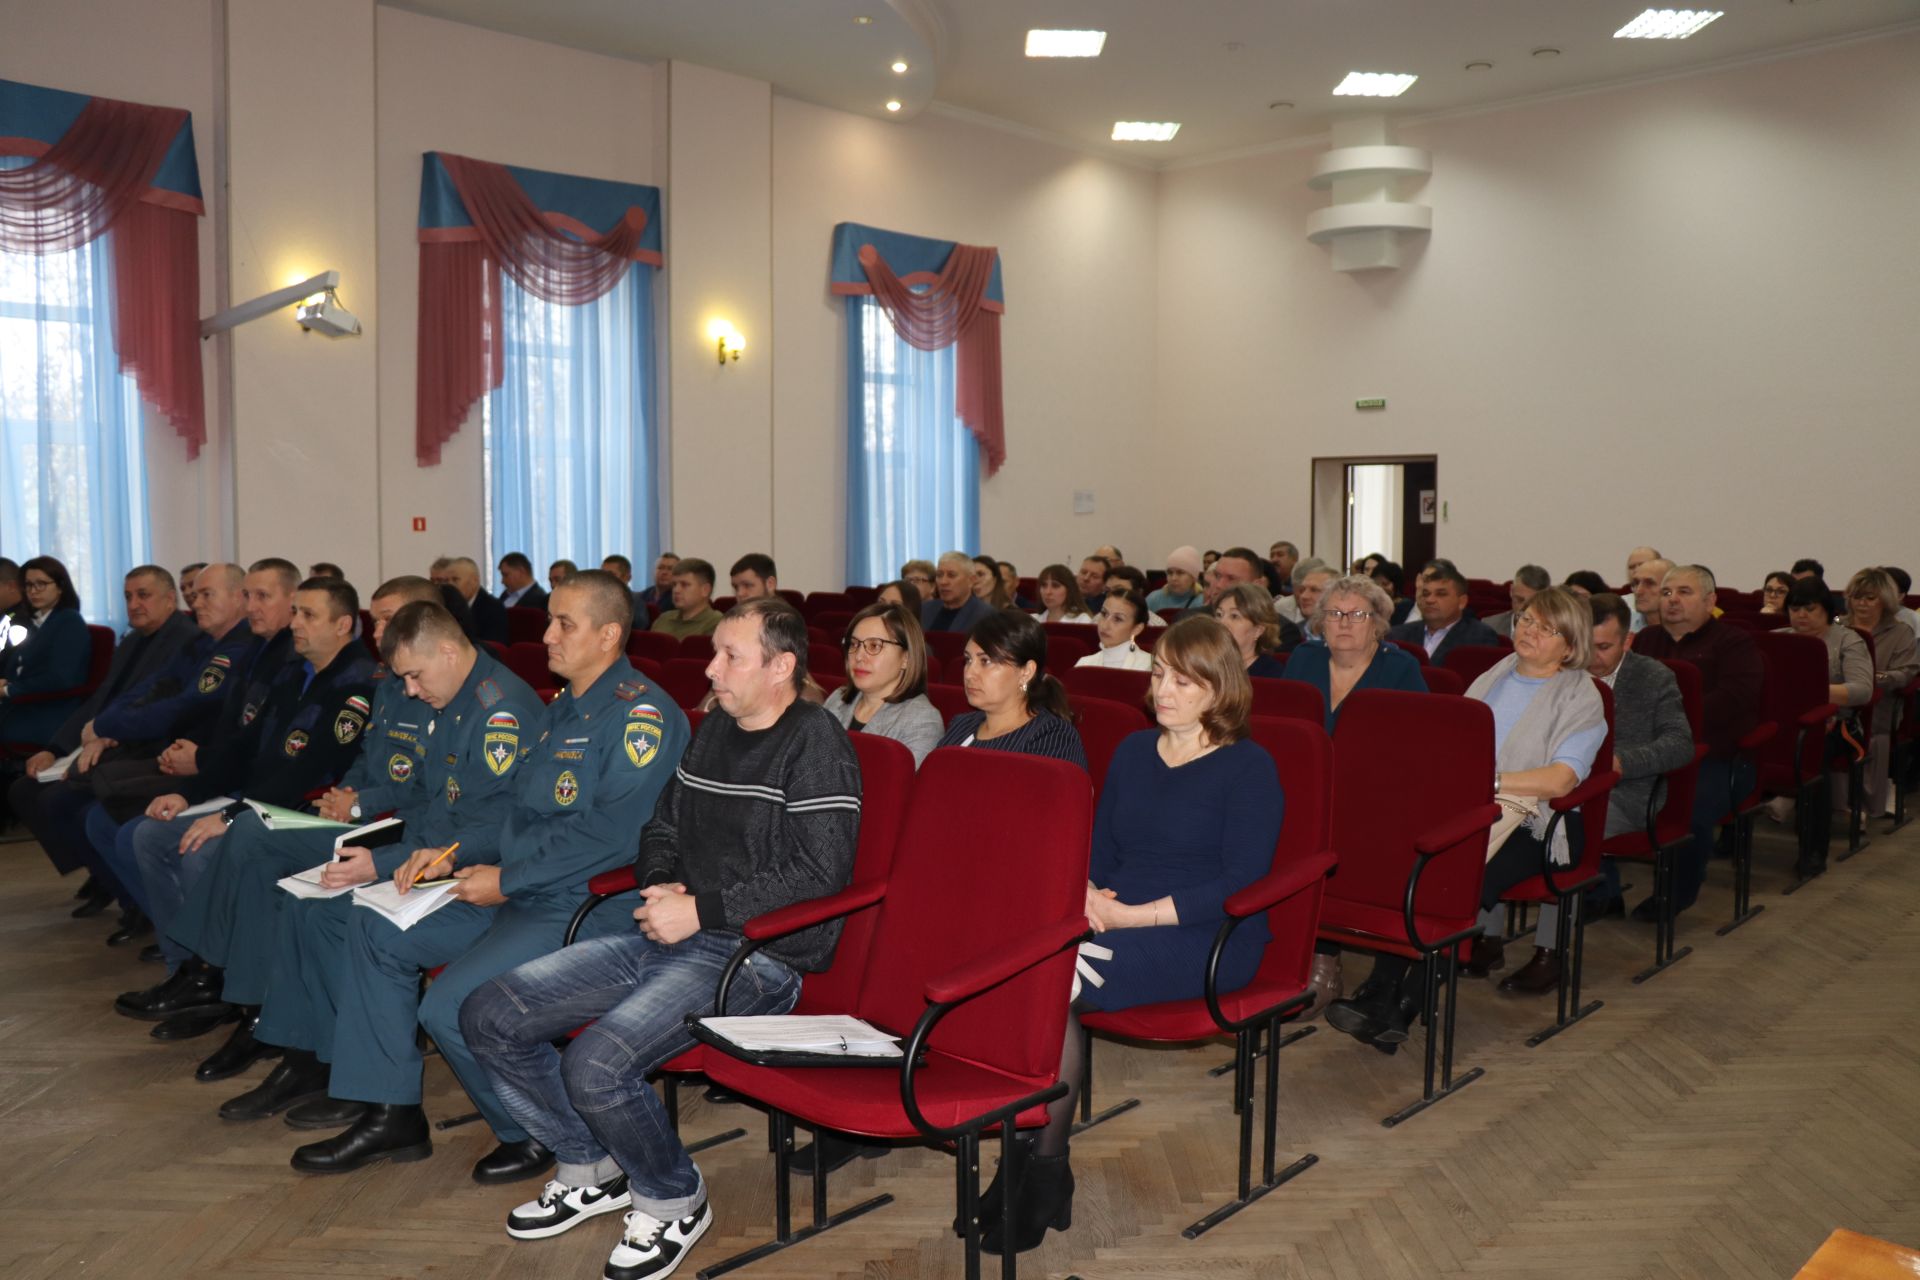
[{"xmin": 935, "ymin": 609, "xmax": 1086, "ymax": 768}]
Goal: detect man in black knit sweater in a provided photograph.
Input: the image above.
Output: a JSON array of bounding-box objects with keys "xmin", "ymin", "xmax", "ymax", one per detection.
[{"xmin": 461, "ymin": 597, "xmax": 861, "ymax": 1280}]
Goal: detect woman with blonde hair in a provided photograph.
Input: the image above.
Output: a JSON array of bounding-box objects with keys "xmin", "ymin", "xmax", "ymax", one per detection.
[
  {"xmin": 1212, "ymin": 582, "xmax": 1298, "ymax": 677},
  {"xmin": 1844, "ymin": 567, "xmax": 1919, "ymax": 815}
]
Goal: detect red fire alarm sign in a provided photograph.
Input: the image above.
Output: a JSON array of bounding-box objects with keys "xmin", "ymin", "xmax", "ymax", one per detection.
[{"xmin": 411, "ymin": 517, "xmax": 426, "ymax": 532}]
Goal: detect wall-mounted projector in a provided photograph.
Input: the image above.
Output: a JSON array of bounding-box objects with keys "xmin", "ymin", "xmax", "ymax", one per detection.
[{"xmin": 295, "ymin": 289, "xmax": 362, "ymax": 337}]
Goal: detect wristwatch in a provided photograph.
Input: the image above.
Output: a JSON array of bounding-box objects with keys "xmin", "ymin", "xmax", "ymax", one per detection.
[{"xmin": 349, "ymin": 802, "xmax": 363, "ymax": 820}]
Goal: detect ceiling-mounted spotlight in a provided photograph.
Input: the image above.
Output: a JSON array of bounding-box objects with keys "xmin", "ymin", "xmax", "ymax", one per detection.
[{"xmin": 295, "ymin": 287, "xmax": 361, "ymax": 337}]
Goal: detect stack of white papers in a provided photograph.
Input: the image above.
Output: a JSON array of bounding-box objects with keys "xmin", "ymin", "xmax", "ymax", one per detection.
[
  {"xmin": 351, "ymin": 879, "xmax": 458, "ymax": 931},
  {"xmin": 178, "ymin": 796, "xmax": 236, "ymax": 819},
  {"xmin": 34, "ymin": 748, "xmax": 82, "ymax": 782},
  {"xmin": 276, "ymin": 865, "xmax": 359, "ymax": 901},
  {"xmin": 698, "ymin": 1015, "xmax": 903, "ymax": 1058}
]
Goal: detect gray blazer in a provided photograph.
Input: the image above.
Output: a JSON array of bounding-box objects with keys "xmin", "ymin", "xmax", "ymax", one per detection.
[
  {"xmin": 1606, "ymin": 651, "xmax": 1697, "ymax": 838},
  {"xmin": 823, "ymin": 691, "xmax": 945, "ymax": 767}
]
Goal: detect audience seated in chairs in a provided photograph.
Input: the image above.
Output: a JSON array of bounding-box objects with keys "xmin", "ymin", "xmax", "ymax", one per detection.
[
  {"xmin": 1369, "ymin": 559, "xmax": 1414, "ymax": 626},
  {"xmin": 1512, "ymin": 592, "xmax": 1695, "ymax": 992},
  {"xmin": 824, "ymin": 602, "xmax": 944, "ymax": 766},
  {"xmin": 634, "ymin": 553, "xmax": 677, "ymax": 613},
  {"xmin": 728, "ymin": 553, "xmax": 779, "ymax": 603},
  {"xmin": 547, "ymin": 559, "xmax": 579, "ymax": 592},
  {"xmin": 1213, "ymin": 583, "xmax": 1297, "ymax": 678},
  {"xmin": 1286, "ymin": 560, "xmax": 1337, "ymax": 636},
  {"xmin": 1626, "ymin": 557, "xmax": 1673, "ymax": 634},
  {"xmin": 1758, "ymin": 571, "xmax": 1792, "ymax": 616},
  {"xmin": 1328, "ymin": 587, "xmax": 1607, "ymax": 1047},
  {"xmin": 649, "ymin": 558, "xmax": 722, "ymax": 639},
  {"xmin": 0, "ymin": 556, "xmax": 94, "ymax": 746},
  {"xmin": 1486, "ymin": 565, "xmax": 1552, "ymax": 638},
  {"xmin": 497, "ymin": 552, "xmax": 547, "ymax": 610},
  {"xmin": 989, "ymin": 615, "xmax": 1283, "ymax": 1256},
  {"xmin": 1756, "ymin": 579, "xmax": 1873, "ymax": 828},
  {"xmin": 1560, "ymin": 571, "xmax": 1610, "ymax": 599},
  {"xmin": 971, "ymin": 554, "xmax": 1013, "ymax": 610},
  {"xmin": 1387, "ymin": 559, "xmax": 1501, "ymax": 663},
  {"xmin": 600, "ymin": 554, "xmax": 633, "ymax": 585},
  {"xmin": 1032, "ymin": 562, "xmax": 1093, "ymax": 624},
  {"xmin": 998, "ymin": 560, "xmax": 1034, "ymax": 611},
  {"xmin": 439, "ymin": 556, "xmax": 511, "ymax": 646},
  {"xmin": 873, "ymin": 578, "xmax": 921, "ymax": 615},
  {"xmin": 1078, "ymin": 589, "xmax": 1154, "ymax": 671},
  {"xmin": 1622, "ymin": 565, "xmax": 1763, "ymax": 922},
  {"xmin": 1077, "ymin": 555, "xmax": 1112, "ymax": 616},
  {"xmin": 1844, "ymin": 567, "xmax": 1919, "ymax": 817},
  {"xmin": 1147, "ymin": 545, "xmax": 1206, "ymax": 614},
  {"xmin": 937, "ymin": 609, "xmax": 1087, "ymax": 768},
  {"xmin": 457, "ymin": 596, "xmax": 858, "ymax": 1280},
  {"xmin": 1101, "ymin": 565, "xmax": 1165, "ymax": 626},
  {"xmin": 919, "ymin": 552, "xmax": 994, "ymax": 635},
  {"xmin": 1885, "ymin": 566, "xmax": 1920, "ymax": 641},
  {"xmin": 898, "ymin": 558, "xmax": 936, "ymax": 604},
  {"xmin": 1282, "ymin": 575, "xmax": 1427, "ymax": 735}
]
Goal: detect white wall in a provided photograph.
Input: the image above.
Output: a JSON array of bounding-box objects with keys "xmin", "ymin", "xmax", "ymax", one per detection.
[
  {"xmin": 770, "ymin": 98, "xmax": 1161, "ymax": 588},
  {"xmin": 1154, "ymin": 32, "xmax": 1920, "ymax": 587}
]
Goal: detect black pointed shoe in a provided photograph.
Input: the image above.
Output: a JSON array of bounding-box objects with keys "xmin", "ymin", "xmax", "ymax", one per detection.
[
  {"xmin": 284, "ymin": 1096, "xmax": 367, "ymax": 1131},
  {"xmin": 195, "ymin": 1009, "xmax": 279, "ymax": 1081},
  {"xmin": 115, "ymin": 960, "xmax": 224, "ymax": 1021},
  {"xmin": 106, "ymin": 909, "xmax": 152, "ymax": 947},
  {"xmin": 151, "ymin": 1001, "xmax": 238, "ymax": 1041},
  {"xmin": 1324, "ymin": 977, "xmax": 1397, "ymax": 1045},
  {"xmin": 71, "ymin": 882, "xmax": 115, "ymax": 918},
  {"xmin": 291, "ymin": 1104, "xmax": 432, "ymax": 1174},
  {"xmin": 981, "ymin": 1152, "xmax": 1074, "ymax": 1255},
  {"xmin": 219, "ymin": 1051, "xmax": 329, "ymax": 1122},
  {"xmin": 139, "ymin": 943, "xmax": 163, "ymax": 964},
  {"xmin": 472, "ymin": 1137, "xmax": 554, "ymax": 1185}
]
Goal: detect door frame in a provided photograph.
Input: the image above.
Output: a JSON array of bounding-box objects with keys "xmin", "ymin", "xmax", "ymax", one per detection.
[{"xmin": 1309, "ymin": 453, "xmax": 1438, "ymax": 572}]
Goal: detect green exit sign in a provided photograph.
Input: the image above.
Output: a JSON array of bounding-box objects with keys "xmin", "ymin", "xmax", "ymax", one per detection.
[{"xmin": 1355, "ymin": 398, "xmax": 1386, "ymax": 411}]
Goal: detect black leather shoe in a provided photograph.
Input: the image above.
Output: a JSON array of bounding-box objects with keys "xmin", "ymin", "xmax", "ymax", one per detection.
[
  {"xmin": 793, "ymin": 1132, "xmax": 886, "ymax": 1177},
  {"xmin": 115, "ymin": 962, "xmax": 223, "ymax": 1021},
  {"xmin": 1371, "ymin": 989, "xmax": 1424, "ymax": 1046},
  {"xmin": 981, "ymin": 1152, "xmax": 1073, "ymax": 1255},
  {"xmin": 220, "ymin": 1052, "xmax": 329, "ymax": 1122},
  {"xmin": 71, "ymin": 883, "xmax": 115, "ymax": 918},
  {"xmin": 151, "ymin": 1002, "xmax": 238, "ymax": 1042},
  {"xmin": 291, "ymin": 1104, "xmax": 432, "ymax": 1174},
  {"xmin": 285, "ymin": 1097, "xmax": 367, "ymax": 1131},
  {"xmin": 1582, "ymin": 894, "xmax": 1626, "ymax": 922},
  {"xmin": 75, "ymin": 874, "xmax": 100, "ymax": 900},
  {"xmin": 472, "ymin": 1137, "xmax": 554, "ymax": 1185},
  {"xmin": 139, "ymin": 943, "xmax": 164, "ymax": 964},
  {"xmin": 107, "ymin": 909, "xmax": 152, "ymax": 947},
  {"xmin": 196, "ymin": 1010, "xmax": 279, "ymax": 1081},
  {"xmin": 1324, "ymin": 978, "xmax": 1397, "ymax": 1044}
]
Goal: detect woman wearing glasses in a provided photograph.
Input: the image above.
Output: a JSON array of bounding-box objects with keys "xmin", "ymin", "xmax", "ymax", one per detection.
[
  {"xmin": 1758, "ymin": 571, "xmax": 1793, "ymax": 616},
  {"xmin": 825, "ymin": 603, "xmax": 945, "ymax": 767},
  {"xmin": 0, "ymin": 556, "xmax": 91, "ymax": 746},
  {"xmin": 1326, "ymin": 587, "xmax": 1607, "ymax": 1049},
  {"xmin": 1281, "ymin": 575, "xmax": 1426, "ymax": 734}
]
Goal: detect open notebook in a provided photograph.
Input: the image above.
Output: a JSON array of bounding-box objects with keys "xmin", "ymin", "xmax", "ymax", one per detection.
[
  {"xmin": 349, "ymin": 879, "xmax": 458, "ymax": 931},
  {"xmin": 274, "ymin": 819, "xmax": 410, "ymax": 900},
  {"xmin": 694, "ymin": 1015, "xmax": 903, "ymax": 1059}
]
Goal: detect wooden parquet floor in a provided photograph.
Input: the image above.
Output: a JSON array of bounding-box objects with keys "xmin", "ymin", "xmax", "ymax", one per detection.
[{"xmin": 4, "ymin": 821, "xmax": 1918, "ymax": 1280}]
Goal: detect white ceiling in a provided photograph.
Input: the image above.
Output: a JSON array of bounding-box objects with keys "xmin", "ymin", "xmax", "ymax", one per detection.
[{"xmin": 385, "ymin": 0, "xmax": 1920, "ymax": 164}]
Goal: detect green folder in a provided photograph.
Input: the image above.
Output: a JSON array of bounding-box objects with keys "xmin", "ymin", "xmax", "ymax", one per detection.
[{"xmin": 243, "ymin": 799, "xmax": 352, "ymax": 832}]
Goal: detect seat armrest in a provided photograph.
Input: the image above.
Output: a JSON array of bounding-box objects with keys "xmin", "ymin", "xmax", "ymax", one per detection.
[
  {"xmin": 923, "ymin": 916, "xmax": 1089, "ymax": 1005},
  {"xmin": 1548, "ymin": 768, "xmax": 1619, "ymax": 814},
  {"xmin": 743, "ymin": 878, "xmax": 887, "ymax": 941},
  {"xmin": 1223, "ymin": 850, "xmax": 1337, "ymax": 918},
  {"xmin": 1737, "ymin": 721, "xmax": 1777, "ymax": 752},
  {"xmin": 587, "ymin": 866, "xmax": 639, "ymax": 897},
  {"xmin": 1414, "ymin": 802, "xmax": 1502, "ymax": 856},
  {"xmin": 1796, "ymin": 703, "xmax": 1839, "ymax": 729}
]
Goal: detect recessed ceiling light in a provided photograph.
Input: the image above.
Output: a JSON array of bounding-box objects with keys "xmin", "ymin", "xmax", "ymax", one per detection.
[
  {"xmin": 1464, "ymin": 60, "xmax": 1493, "ymax": 71},
  {"xmin": 853, "ymin": 14, "xmax": 872, "ymax": 24},
  {"xmin": 884, "ymin": 100, "xmax": 902, "ymax": 113},
  {"xmin": 1331, "ymin": 72, "xmax": 1418, "ymax": 97},
  {"xmin": 1111, "ymin": 121, "xmax": 1180, "ymax": 142},
  {"xmin": 1026, "ymin": 29, "xmax": 1107, "ymax": 58},
  {"xmin": 1614, "ymin": 8, "xmax": 1723, "ymax": 38},
  {"xmin": 891, "ymin": 60, "xmax": 909, "ymax": 74},
  {"xmin": 1532, "ymin": 47, "xmax": 1561, "ymax": 57}
]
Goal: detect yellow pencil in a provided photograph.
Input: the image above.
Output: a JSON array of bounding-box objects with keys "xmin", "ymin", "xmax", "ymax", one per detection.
[{"xmin": 412, "ymin": 841, "xmax": 460, "ymax": 888}]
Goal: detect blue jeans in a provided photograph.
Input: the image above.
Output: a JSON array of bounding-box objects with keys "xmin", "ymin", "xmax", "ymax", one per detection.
[
  {"xmin": 88, "ymin": 807, "xmax": 223, "ymax": 972},
  {"xmin": 1674, "ymin": 757, "xmax": 1754, "ymax": 912},
  {"xmin": 461, "ymin": 928, "xmax": 801, "ymax": 1219}
]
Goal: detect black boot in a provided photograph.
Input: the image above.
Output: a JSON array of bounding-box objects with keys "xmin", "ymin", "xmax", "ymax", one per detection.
[
  {"xmin": 472, "ymin": 1137, "xmax": 554, "ymax": 1185},
  {"xmin": 284, "ymin": 1097, "xmax": 368, "ymax": 1131},
  {"xmin": 290, "ymin": 1103, "xmax": 432, "ymax": 1174},
  {"xmin": 152, "ymin": 1002, "xmax": 239, "ymax": 1042},
  {"xmin": 71, "ymin": 881, "xmax": 115, "ymax": 918},
  {"xmin": 1324, "ymin": 976, "xmax": 1398, "ymax": 1044},
  {"xmin": 220, "ymin": 1050, "xmax": 329, "ymax": 1121},
  {"xmin": 955, "ymin": 1135, "xmax": 1029, "ymax": 1237},
  {"xmin": 980, "ymin": 1152, "xmax": 1073, "ymax": 1255},
  {"xmin": 114, "ymin": 959, "xmax": 224, "ymax": 1020},
  {"xmin": 106, "ymin": 908, "xmax": 151, "ymax": 947},
  {"xmin": 195, "ymin": 1008, "xmax": 279, "ymax": 1081},
  {"xmin": 1370, "ymin": 984, "xmax": 1424, "ymax": 1046}
]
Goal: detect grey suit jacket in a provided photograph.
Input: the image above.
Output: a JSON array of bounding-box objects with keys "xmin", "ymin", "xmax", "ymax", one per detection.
[
  {"xmin": 1386, "ymin": 613, "xmax": 1502, "ymax": 664},
  {"xmin": 50, "ymin": 610, "xmax": 200, "ymax": 754},
  {"xmin": 1605, "ymin": 651, "xmax": 1697, "ymax": 838}
]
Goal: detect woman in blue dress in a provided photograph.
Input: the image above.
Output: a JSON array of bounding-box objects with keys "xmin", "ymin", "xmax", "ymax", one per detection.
[
  {"xmin": 980, "ymin": 616, "xmax": 1282, "ymax": 1257},
  {"xmin": 1282, "ymin": 574, "xmax": 1428, "ymax": 734}
]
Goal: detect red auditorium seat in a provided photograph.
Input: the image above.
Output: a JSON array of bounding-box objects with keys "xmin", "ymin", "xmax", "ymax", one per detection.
[
  {"xmin": 627, "ymin": 630, "xmax": 678, "ymax": 665},
  {"xmin": 693, "ymin": 750, "xmax": 1092, "ymax": 1278},
  {"xmin": 1390, "ymin": 639, "xmax": 1430, "ymax": 664},
  {"xmin": 1046, "ymin": 635, "xmax": 1095, "ymax": 673},
  {"xmin": 1750, "ymin": 632, "xmax": 1832, "ymax": 883},
  {"xmin": 776, "ymin": 589, "xmax": 806, "ymax": 610},
  {"xmin": 1319, "ymin": 689, "xmax": 1498, "ymax": 1126},
  {"xmin": 678, "ymin": 634, "xmax": 715, "ymax": 663},
  {"xmin": 923, "ymin": 630, "xmax": 968, "ymax": 664},
  {"xmin": 658, "ymin": 659, "xmax": 712, "ymax": 711},
  {"xmin": 501, "ymin": 642, "xmax": 557, "ymax": 692},
  {"xmin": 1078, "ymin": 715, "xmax": 1336, "ymax": 1237},
  {"xmin": 1248, "ymin": 677, "xmax": 1324, "ymax": 726},
  {"xmin": 1421, "ymin": 667, "xmax": 1467, "ymax": 697},
  {"xmin": 1068, "ymin": 694, "xmax": 1147, "ymax": 795},
  {"xmin": 807, "ymin": 646, "xmax": 848, "ymax": 677},
  {"xmin": 924, "ymin": 682, "xmax": 972, "ymax": 725},
  {"xmin": 1441, "ymin": 644, "xmax": 1508, "ymax": 688},
  {"xmin": 506, "ymin": 606, "xmax": 548, "ymax": 644},
  {"xmin": 1060, "ymin": 666, "xmax": 1150, "ymax": 718}
]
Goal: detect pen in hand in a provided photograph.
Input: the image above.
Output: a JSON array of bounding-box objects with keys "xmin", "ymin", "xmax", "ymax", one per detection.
[{"xmin": 411, "ymin": 841, "xmax": 460, "ymax": 889}]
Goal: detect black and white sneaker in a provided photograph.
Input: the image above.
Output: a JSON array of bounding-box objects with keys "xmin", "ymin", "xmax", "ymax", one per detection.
[
  {"xmin": 506, "ymin": 1174, "xmax": 632, "ymax": 1240},
  {"xmin": 604, "ymin": 1198, "xmax": 712, "ymax": 1280}
]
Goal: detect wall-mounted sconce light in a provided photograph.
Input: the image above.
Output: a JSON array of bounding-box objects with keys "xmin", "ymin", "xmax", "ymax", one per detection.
[
  {"xmin": 709, "ymin": 319, "xmax": 745, "ymax": 365},
  {"xmin": 200, "ymin": 269, "xmax": 361, "ymax": 338}
]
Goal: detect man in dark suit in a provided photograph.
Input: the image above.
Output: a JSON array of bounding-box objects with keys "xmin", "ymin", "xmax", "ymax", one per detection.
[
  {"xmin": 447, "ymin": 556, "xmax": 511, "ymax": 647},
  {"xmin": 497, "ymin": 553, "xmax": 548, "ymax": 612},
  {"xmin": 1386, "ymin": 559, "xmax": 1500, "ymax": 663},
  {"xmin": 920, "ymin": 551, "xmax": 993, "ymax": 633}
]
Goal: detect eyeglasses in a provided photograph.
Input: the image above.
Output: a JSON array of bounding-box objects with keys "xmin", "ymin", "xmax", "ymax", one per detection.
[
  {"xmin": 842, "ymin": 636, "xmax": 905, "ymax": 657},
  {"xmin": 1323, "ymin": 608, "xmax": 1373, "ymax": 624},
  {"xmin": 1514, "ymin": 612, "xmax": 1565, "ymax": 641},
  {"xmin": 22, "ymin": 578, "xmax": 55, "ymax": 592},
  {"xmin": 1762, "ymin": 585, "xmax": 1789, "ymax": 597}
]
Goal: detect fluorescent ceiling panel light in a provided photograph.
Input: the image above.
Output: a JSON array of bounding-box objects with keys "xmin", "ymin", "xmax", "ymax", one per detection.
[
  {"xmin": 1331, "ymin": 71, "xmax": 1419, "ymax": 97},
  {"xmin": 1613, "ymin": 8, "xmax": 1723, "ymax": 38},
  {"xmin": 1111, "ymin": 121, "xmax": 1180, "ymax": 142},
  {"xmin": 1026, "ymin": 29, "xmax": 1107, "ymax": 58}
]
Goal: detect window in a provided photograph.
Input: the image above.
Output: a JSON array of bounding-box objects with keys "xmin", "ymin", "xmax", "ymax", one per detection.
[
  {"xmin": 0, "ymin": 203, "xmax": 151, "ymax": 628},
  {"xmin": 482, "ymin": 261, "xmax": 658, "ymax": 579},
  {"xmin": 845, "ymin": 295, "xmax": 979, "ymax": 586}
]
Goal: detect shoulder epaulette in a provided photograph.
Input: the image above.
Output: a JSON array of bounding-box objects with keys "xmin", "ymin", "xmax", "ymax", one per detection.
[
  {"xmin": 614, "ymin": 680, "xmax": 646, "ymax": 702},
  {"xmin": 476, "ymin": 678, "xmax": 504, "ymax": 709}
]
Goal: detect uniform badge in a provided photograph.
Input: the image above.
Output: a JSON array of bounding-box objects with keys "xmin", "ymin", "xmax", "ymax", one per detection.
[
  {"xmin": 446, "ymin": 775, "xmax": 462, "ymax": 803},
  {"xmin": 483, "ymin": 729, "xmax": 519, "ymax": 776},
  {"xmin": 627, "ymin": 702, "xmax": 663, "ymax": 721},
  {"xmin": 242, "ymin": 702, "xmax": 262, "ymax": 727},
  {"xmin": 487, "ymin": 710, "xmax": 519, "ymax": 730},
  {"xmin": 624, "ymin": 717, "xmax": 662, "ymax": 769},
  {"xmin": 554, "ymin": 770, "xmax": 580, "ymax": 806},
  {"xmin": 345, "ymin": 695, "xmax": 372, "ymax": 718},
  {"xmin": 334, "ymin": 710, "xmax": 365, "ymax": 744},
  {"xmin": 284, "ymin": 729, "xmax": 309, "ymax": 757},
  {"xmin": 197, "ymin": 654, "xmax": 232, "ymax": 695},
  {"xmin": 477, "ymin": 679, "xmax": 504, "ymax": 709},
  {"xmin": 387, "ymin": 753, "xmax": 414, "ymax": 782}
]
